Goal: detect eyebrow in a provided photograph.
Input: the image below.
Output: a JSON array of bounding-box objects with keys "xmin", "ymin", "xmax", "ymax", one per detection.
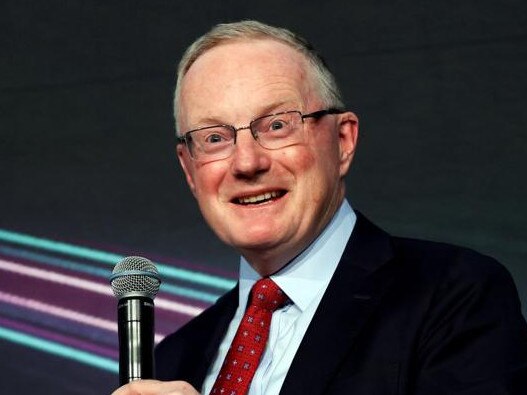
[
  {"xmin": 255, "ymin": 101, "xmax": 291, "ymax": 118},
  {"xmin": 189, "ymin": 100, "xmax": 296, "ymax": 130}
]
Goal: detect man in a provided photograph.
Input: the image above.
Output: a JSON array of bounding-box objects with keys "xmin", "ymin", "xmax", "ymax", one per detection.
[{"xmin": 113, "ymin": 21, "xmax": 527, "ymax": 395}]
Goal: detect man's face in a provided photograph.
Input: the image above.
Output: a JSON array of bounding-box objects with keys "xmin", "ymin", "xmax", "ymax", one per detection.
[{"xmin": 177, "ymin": 39, "xmax": 358, "ymax": 273}]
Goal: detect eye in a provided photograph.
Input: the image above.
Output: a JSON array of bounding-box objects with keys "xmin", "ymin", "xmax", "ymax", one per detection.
[
  {"xmin": 270, "ymin": 120, "xmax": 287, "ymax": 130},
  {"xmin": 205, "ymin": 133, "xmax": 227, "ymax": 144},
  {"xmin": 197, "ymin": 127, "xmax": 233, "ymax": 145}
]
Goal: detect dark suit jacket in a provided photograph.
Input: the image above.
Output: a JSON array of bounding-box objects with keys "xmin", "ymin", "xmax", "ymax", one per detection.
[{"xmin": 156, "ymin": 213, "xmax": 527, "ymax": 394}]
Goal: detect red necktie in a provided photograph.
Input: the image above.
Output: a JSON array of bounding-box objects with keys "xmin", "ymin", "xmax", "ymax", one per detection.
[{"xmin": 210, "ymin": 278, "xmax": 288, "ymax": 395}]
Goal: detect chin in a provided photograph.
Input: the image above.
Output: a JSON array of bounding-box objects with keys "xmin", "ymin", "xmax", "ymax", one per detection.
[{"xmin": 226, "ymin": 230, "xmax": 284, "ymax": 252}]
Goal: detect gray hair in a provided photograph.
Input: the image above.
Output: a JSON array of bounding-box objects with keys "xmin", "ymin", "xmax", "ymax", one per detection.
[{"xmin": 174, "ymin": 20, "xmax": 344, "ymax": 133}]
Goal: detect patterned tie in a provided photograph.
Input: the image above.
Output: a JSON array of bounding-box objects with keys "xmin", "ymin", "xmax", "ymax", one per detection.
[{"xmin": 210, "ymin": 278, "xmax": 288, "ymax": 395}]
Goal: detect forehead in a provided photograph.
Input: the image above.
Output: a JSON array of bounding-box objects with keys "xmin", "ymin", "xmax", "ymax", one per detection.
[{"xmin": 179, "ymin": 39, "xmax": 316, "ymax": 126}]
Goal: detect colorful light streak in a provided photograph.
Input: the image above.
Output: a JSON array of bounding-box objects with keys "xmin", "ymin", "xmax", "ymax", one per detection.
[
  {"xmin": 0, "ymin": 291, "xmax": 165, "ymax": 343},
  {"xmin": 0, "ymin": 326, "xmax": 119, "ymax": 373},
  {"xmin": 0, "ymin": 245, "xmax": 221, "ymax": 303},
  {"xmin": 0, "ymin": 227, "xmax": 237, "ymax": 378},
  {"xmin": 0, "ymin": 258, "xmax": 205, "ymax": 316},
  {"xmin": 0, "ymin": 316, "xmax": 118, "ymax": 359},
  {"xmin": 0, "ymin": 228, "xmax": 236, "ymax": 290}
]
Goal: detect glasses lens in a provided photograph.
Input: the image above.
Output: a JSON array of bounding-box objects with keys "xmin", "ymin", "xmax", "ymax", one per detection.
[
  {"xmin": 189, "ymin": 126, "xmax": 235, "ymax": 161},
  {"xmin": 252, "ymin": 111, "xmax": 303, "ymax": 149}
]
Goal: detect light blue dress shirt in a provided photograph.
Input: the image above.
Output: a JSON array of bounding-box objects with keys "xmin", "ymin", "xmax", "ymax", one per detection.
[{"xmin": 201, "ymin": 200, "xmax": 356, "ymax": 395}]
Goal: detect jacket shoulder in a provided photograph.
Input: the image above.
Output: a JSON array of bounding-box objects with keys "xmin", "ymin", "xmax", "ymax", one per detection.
[{"xmin": 391, "ymin": 236, "xmax": 513, "ymax": 284}]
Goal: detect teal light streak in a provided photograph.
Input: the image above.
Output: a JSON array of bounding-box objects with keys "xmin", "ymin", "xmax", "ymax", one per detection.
[
  {"xmin": 160, "ymin": 282, "xmax": 218, "ymax": 303},
  {"xmin": 0, "ymin": 245, "xmax": 111, "ymax": 278},
  {"xmin": 0, "ymin": 228, "xmax": 235, "ymax": 291},
  {"xmin": 0, "ymin": 246, "xmax": 220, "ymax": 303},
  {"xmin": 0, "ymin": 326, "xmax": 118, "ymax": 373}
]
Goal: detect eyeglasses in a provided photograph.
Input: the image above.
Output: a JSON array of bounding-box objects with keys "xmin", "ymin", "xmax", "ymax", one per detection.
[{"xmin": 177, "ymin": 108, "xmax": 344, "ymax": 162}]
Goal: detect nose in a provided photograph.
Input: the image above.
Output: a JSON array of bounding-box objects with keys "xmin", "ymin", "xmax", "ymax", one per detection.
[{"xmin": 230, "ymin": 127, "xmax": 271, "ymax": 178}]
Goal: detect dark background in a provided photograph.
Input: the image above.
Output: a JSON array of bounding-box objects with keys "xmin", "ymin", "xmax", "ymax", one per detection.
[{"xmin": 1, "ymin": 1, "xmax": 526, "ymax": 393}]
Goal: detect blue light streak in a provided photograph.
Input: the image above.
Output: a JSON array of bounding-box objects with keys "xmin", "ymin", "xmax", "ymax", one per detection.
[
  {"xmin": 0, "ymin": 228, "xmax": 235, "ymax": 290},
  {"xmin": 0, "ymin": 326, "xmax": 118, "ymax": 373}
]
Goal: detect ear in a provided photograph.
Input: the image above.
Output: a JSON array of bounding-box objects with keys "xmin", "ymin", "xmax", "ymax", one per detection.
[
  {"xmin": 177, "ymin": 144, "xmax": 197, "ymax": 197},
  {"xmin": 337, "ymin": 112, "xmax": 359, "ymax": 177}
]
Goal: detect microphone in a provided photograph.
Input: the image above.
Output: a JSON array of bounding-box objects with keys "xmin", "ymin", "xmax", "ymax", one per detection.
[{"xmin": 110, "ymin": 256, "xmax": 161, "ymax": 386}]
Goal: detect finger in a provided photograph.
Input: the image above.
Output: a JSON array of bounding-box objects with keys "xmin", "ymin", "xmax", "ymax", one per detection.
[{"xmin": 111, "ymin": 379, "xmax": 200, "ymax": 395}]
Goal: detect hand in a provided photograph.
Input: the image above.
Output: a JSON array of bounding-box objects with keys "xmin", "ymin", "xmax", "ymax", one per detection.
[{"xmin": 111, "ymin": 379, "xmax": 200, "ymax": 395}]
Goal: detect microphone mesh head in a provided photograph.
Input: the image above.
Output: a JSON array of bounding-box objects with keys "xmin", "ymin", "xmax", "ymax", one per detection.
[{"xmin": 110, "ymin": 256, "xmax": 161, "ymax": 299}]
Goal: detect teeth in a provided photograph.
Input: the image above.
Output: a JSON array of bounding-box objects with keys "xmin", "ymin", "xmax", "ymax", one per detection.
[{"xmin": 238, "ymin": 191, "xmax": 281, "ymax": 204}]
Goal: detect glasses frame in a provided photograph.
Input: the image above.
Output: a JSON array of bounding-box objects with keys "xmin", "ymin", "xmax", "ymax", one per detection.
[{"xmin": 176, "ymin": 108, "xmax": 345, "ymax": 161}]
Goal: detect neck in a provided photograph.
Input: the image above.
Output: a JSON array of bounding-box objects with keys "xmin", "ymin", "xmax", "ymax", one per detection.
[
  {"xmin": 242, "ymin": 247, "xmax": 300, "ymax": 277},
  {"xmin": 242, "ymin": 196, "xmax": 346, "ymax": 277}
]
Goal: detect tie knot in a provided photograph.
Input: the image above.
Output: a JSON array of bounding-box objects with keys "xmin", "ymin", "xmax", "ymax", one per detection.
[{"xmin": 249, "ymin": 278, "xmax": 288, "ymax": 311}]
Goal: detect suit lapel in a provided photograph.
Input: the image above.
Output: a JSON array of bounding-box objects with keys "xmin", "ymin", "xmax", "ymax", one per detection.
[
  {"xmin": 280, "ymin": 213, "xmax": 397, "ymax": 394},
  {"xmin": 187, "ymin": 286, "xmax": 239, "ymax": 389}
]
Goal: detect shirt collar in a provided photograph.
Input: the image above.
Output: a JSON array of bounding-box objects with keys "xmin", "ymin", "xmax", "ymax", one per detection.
[{"xmin": 239, "ymin": 199, "xmax": 356, "ymax": 312}]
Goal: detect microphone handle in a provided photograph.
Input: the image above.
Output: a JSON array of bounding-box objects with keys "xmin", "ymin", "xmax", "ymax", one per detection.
[{"xmin": 117, "ymin": 296, "xmax": 155, "ymax": 385}]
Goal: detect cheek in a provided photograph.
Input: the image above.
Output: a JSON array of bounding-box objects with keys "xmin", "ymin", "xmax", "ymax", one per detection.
[
  {"xmin": 191, "ymin": 162, "xmax": 228, "ymax": 198},
  {"xmin": 291, "ymin": 143, "xmax": 338, "ymax": 183},
  {"xmin": 278, "ymin": 144, "xmax": 316, "ymax": 172},
  {"xmin": 299, "ymin": 150, "xmax": 342, "ymax": 206}
]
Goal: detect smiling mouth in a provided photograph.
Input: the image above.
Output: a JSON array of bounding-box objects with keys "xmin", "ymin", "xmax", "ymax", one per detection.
[{"xmin": 235, "ymin": 190, "xmax": 286, "ymax": 205}]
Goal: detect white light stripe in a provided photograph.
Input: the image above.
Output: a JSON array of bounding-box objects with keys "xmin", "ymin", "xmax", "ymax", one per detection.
[
  {"xmin": 0, "ymin": 291, "xmax": 165, "ymax": 343},
  {"xmin": 0, "ymin": 258, "xmax": 204, "ymax": 317}
]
